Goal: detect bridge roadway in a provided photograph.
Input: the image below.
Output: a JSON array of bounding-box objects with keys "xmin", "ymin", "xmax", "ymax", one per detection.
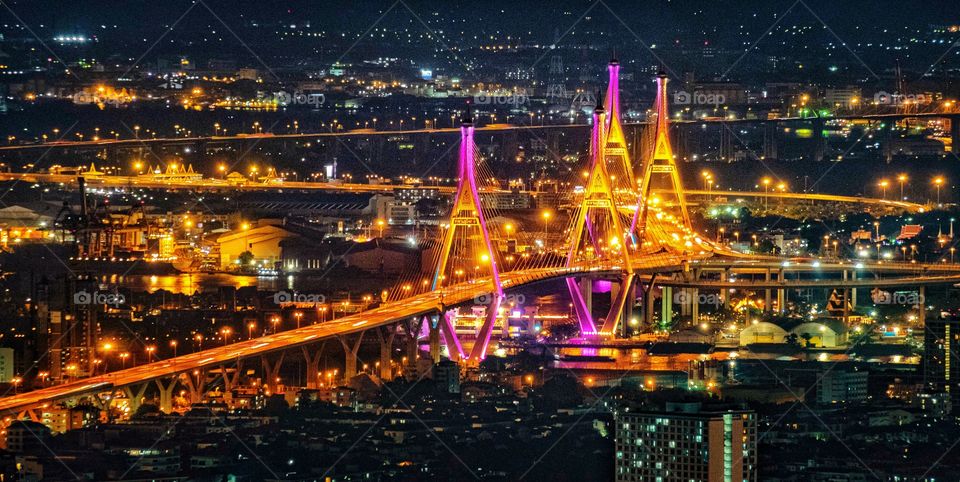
[
  {"xmin": 1, "ymin": 255, "xmax": 957, "ymax": 415},
  {"xmin": 656, "ymin": 274, "xmax": 960, "ymax": 289},
  {"xmin": 0, "ymin": 172, "xmax": 926, "ymax": 212},
  {"xmin": 0, "ymin": 111, "xmax": 953, "ymax": 152},
  {"xmin": 0, "ymin": 262, "xmax": 638, "ymax": 416}
]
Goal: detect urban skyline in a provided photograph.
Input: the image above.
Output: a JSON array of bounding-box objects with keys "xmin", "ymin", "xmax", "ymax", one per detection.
[{"xmin": 0, "ymin": 1, "xmax": 958, "ymax": 481}]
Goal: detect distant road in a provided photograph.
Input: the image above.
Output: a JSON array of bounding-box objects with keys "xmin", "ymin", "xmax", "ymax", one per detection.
[
  {"xmin": 0, "ymin": 172, "xmax": 925, "ymax": 212},
  {"xmin": 0, "ymin": 111, "xmax": 953, "ymax": 152}
]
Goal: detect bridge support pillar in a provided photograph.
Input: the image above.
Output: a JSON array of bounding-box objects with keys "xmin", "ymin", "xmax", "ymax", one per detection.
[
  {"xmin": 643, "ymin": 281, "xmax": 657, "ymax": 327},
  {"xmin": 220, "ymin": 361, "xmax": 243, "ymax": 393},
  {"xmin": 690, "ymin": 288, "xmax": 700, "ymax": 323},
  {"xmin": 261, "ymin": 354, "xmax": 285, "ymax": 394},
  {"xmin": 156, "ymin": 378, "xmax": 178, "ymax": 414},
  {"xmin": 375, "ymin": 326, "xmax": 398, "ymax": 381},
  {"xmin": 680, "ymin": 288, "xmax": 691, "ymax": 317},
  {"xmin": 182, "ymin": 371, "xmax": 206, "ymax": 405},
  {"xmin": 777, "ymin": 268, "xmax": 786, "ymax": 313},
  {"xmin": 428, "ymin": 317, "xmax": 441, "ymax": 362},
  {"xmin": 661, "ymin": 286, "xmax": 673, "ymax": 328},
  {"xmin": 122, "ymin": 382, "xmax": 149, "ymax": 415},
  {"xmin": 851, "ymin": 271, "xmax": 858, "ymax": 308},
  {"xmin": 302, "ymin": 343, "xmax": 326, "ymax": 389},
  {"xmin": 339, "ymin": 332, "xmax": 365, "ymax": 382},
  {"xmin": 402, "ymin": 318, "xmax": 423, "ymax": 376},
  {"xmin": 720, "ymin": 268, "xmax": 730, "ymax": 310},
  {"xmin": 764, "ymin": 270, "xmax": 772, "ymax": 313},
  {"xmin": 440, "ymin": 311, "xmax": 465, "ymax": 362},
  {"xmin": 579, "ymin": 278, "xmax": 593, "ymax": 315}
]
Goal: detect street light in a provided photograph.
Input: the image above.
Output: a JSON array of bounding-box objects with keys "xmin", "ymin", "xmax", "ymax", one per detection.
[
  {"xmin": 542, "ymin": 210, "xmax": 552, "ymax": 235},
  {"xmin": 933, "ymin": 176, "xmax": 945, "ymax": 205},
  {"xmin": 897, "ymin": 174, "xmax": 908, "ymax": 200},
  {"xmin": 271, "ymin": 315, "xmax": 281, "ymax": 333},
  {"xmin": 248, "ymin": 321, "xmax": 257, "ymax": 339},
  {"xmin": 294, "ymin": 312, "xmax": 303, "ymax": 329},
  {"xmin": 878, "ymin": 179, "xmax": 889, "ymax": 200},
  {"xmin": 169, "ymin": 340, "xmax": 178, "ymax": 357},
  {"xmin": 761, "ymin": 178, "xmax": 771, "ymax": 209}
]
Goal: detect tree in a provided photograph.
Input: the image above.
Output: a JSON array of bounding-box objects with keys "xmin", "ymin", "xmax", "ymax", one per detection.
[{"xmin": 236, "ymin": 251, "xmax": 254, "ymax": 267}]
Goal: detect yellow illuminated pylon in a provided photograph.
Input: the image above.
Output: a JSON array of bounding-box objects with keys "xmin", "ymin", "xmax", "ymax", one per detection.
[{"xmin": 634, "ymin": 72, "xmax": 693, "ymax": 242}]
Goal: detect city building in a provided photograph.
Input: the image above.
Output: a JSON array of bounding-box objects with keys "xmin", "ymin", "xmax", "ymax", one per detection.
[
  {"xmin": 615, "ymin": 403, "xmax": 757, "ymax": 482},
  {"xmin": 816, "ymin": 368, "xmax": 869, "ymax": 404},
  {"xmin": 216, "ymin": 219, "xmax": 304, "ymax": 269},
  {"xmin": 0, "ymin": 347, "xmax": 13, "ymax": 383},
  {"xmin": 924, "ymin": 318, "xmax": 960, "ymax": 407},
  {"xmin": 433, "ymin": 359, "xmax": 461, "ymax": 394}
]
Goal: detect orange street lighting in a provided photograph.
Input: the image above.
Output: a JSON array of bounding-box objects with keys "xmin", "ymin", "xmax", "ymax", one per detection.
[
  {"xmin": 878, "ymin": 179, "xmax": 889, "ymax": 199},
  {"xmin": 933, "ymin": 176, "xmax": 945, "ymax": 204}
]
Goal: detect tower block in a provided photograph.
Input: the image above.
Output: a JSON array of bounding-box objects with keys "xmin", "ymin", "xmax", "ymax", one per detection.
[
  {"xmin": 567, "ymin": 100, "xmax": 636, "ymax": 335},
  {"xmin": 432, "ymin": 108, "xmax": 503, "ymax": 361},
  {"xmin": 632, "ymin": 73, "xmax": 693, "ymax": 245}
]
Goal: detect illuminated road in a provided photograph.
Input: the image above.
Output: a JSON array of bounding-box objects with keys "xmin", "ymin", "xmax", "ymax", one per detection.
[
  {"xmin": 658, "ymin": 274, "xmax": 960, "ymax": 289},
  {"xmin": 0, "ymin": 111, "xmax": 953, "ymax": 152},
  {"xmin": 0, "ymin": 173, "xmax": 924, "ymax": 212},
  {"xmin": 682, "ymin": 189, "xmax": 925, "ymax": 212},
  {"xmin": 2, "ymin": 253, "xmax": 959, "ymax": 415},
  {"xmin": 0, "ymin": 263, "xmax": 630, "ymax": 415}
]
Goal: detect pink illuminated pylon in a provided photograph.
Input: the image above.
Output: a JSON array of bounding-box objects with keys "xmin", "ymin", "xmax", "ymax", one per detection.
[
  {"xmin": 432, "ymin": 106, "xmax": 503, "ymax": 361},
  {"xmin": 566, "ymin": 92, "xmax": 635, "ymax": 336}
]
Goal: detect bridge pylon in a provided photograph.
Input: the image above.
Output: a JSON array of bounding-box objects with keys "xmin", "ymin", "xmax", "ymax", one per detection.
[
  {"xmin": 632, "ymin": 72, "xmax": 693, "ymax": 243},
  {"xmin": 566, "ymin": 96, "xmax": 636, "ymax": 336},
  {"xmin": 431, "ymin": 107, "xmax": 503, "ymax": 361},
  {"xmin": 602, "ymin": 59, "xmax": 638, "ymax": 200}
]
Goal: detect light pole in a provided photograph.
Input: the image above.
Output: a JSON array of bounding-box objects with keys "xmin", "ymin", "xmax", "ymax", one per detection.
[
  {"xmin": 878, "ymin": 180, "xmax": 888, "ymax": 200},
  {"xmin": 933, "ymin": 177, "xmax": 945, "ymax": 205},
  {"xmin": 294, "ymin": 312, "xmax": 303, "ymax": 329},
  {"xmin": 170, "ymin": 340, "xmax": 178, "ymax": 358},
  {"xmin": 898, "ymin": 174, "xmax": 907, "ymax": 200},
  {"xmin": 761, "ymin": 178, "xmax": 771, "ymax": 209},
  {"xmin": 542, "ymin": 210, "xmax": 552, "ymax": 236},
  {"xmin": 271, "ymin": 315, "xmax": 280, "ymax": 333}
]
